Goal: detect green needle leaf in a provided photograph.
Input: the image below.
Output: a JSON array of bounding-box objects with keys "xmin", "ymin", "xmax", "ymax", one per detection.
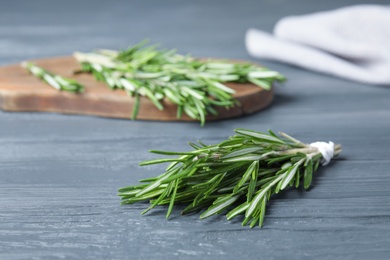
[
  {"xmin": 259, "ymin": 196, "xmax": 267, "ymax": 227},
  {"xmin": 166, "ymin": 180, "xmax": 179, "ymax": 219},
  {"xmin": 234, "ymin": 128, "xmax": 285, "ymax": 144},
  {"xmin": 280, "ymin": 159, "xmax": 304, "ymax": 190},
  {"xmin": 304, "ymin": 159, "xmax": 314, "ymax": 189},
  {"xmin": 139, "ymin": 158, "xmax": 185, "ymax": 166},
  {"xmin": 234, "ymin": 161, "xmax": 257, "ymax": 192},
  {"xmin": 131, "ymin": 93, "xmax": 140, "ymax": 120},
  {"xmin": 222, "ymin": 146, "xmax": 264, "ymax": 159},
  {"xmin": 200, "ymin": 195, "xmax": 239, "ymax": 219},
  {"xmin": 226, "ymin": 202, "xmax": 249, "ymax": 220}
]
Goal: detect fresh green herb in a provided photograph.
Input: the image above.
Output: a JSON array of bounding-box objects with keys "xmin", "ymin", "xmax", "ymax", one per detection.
[
  {"xmin": 22, "ymin": 62, "xmax": 84, "ymax": 93},
  {"xmin": 118, "ymin": 128, "xmax": 341, "ymax": 228},
  {"xmin": 74, "ymin": 41, "xmax": 285, "ymax": 125},
  {"xmin": 22, "ymin": 41, "xmax": 285, "ymax": 125}
]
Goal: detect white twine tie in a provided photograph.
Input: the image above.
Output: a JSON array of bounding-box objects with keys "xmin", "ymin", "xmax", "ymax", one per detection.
[{"xmin": 309, "ymin": 141, "xmax": 335, "ymax": 166}]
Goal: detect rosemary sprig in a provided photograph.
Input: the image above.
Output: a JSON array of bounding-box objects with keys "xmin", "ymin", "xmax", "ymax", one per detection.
[
  {"xmin": 22, "ymin": 62, "xmax": 84, "ymax": 93},
  {"xmin": 74, "ymin": 41, "xmax": 286, "ymax": 125},
  {"xmin": 118, "ymin": 129, "xmax": 341, "ymax": 228},
  {"xmin": 21, "ymin": 41, "xmax": 285, "ymax": 125}
]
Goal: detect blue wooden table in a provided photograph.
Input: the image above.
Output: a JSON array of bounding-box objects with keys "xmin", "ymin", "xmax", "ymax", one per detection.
[{"xmin": 1, "ymin": 0, "xmax": 389, "ymax": 259}]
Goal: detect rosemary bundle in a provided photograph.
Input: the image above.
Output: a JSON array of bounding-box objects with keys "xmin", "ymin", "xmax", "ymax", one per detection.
[
  {"xmin": 22, "ymin": 62, "xmax": 84, "ymax": 93},
  {"xmin": 73, "ymin": 41, "xmax": 285, "ymax": 125},
  {"xmin": 118, "ymin": 129, "xmax": 341, "ymax": 228}
]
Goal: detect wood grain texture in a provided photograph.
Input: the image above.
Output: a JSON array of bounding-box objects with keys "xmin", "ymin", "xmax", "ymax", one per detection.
[
  {"xmin": 1, "ymin": 0, "xmax": 390, "ymax": 260},
  {"xmin": 0, "ymin": 56, "xmax": 273, "ymax": 121}
]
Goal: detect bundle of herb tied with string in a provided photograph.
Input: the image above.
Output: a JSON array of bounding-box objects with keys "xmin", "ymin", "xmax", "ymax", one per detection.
[
  {"xmin": 118, "ymin": 129, "xmax": 341, "ymax": 228},
  {"xmin": 23, "ymin": 40, "xmax": 285, "ymax": 125}
]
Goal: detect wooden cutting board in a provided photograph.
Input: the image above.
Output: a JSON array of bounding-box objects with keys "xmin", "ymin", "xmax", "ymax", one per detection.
[{"xmin": 0, "ymin": 56, "xmax": 273, "ymax": 121}]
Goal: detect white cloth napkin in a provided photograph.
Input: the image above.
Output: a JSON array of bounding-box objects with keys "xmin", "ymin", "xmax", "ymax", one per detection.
[{"xmin": 246, "ymin": 5, "xmax": 390, "ymax": 85}]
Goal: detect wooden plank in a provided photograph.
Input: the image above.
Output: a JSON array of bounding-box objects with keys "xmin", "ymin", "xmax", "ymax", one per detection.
[{"xmin": 1, "ymin": 0, "xmax": 390, "ymax": 259}]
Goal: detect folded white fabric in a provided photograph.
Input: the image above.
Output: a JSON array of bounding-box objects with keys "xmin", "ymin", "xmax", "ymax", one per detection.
[{"xmin": 246, "ymin": 5, "xmax": 390, "ymax": 85}]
